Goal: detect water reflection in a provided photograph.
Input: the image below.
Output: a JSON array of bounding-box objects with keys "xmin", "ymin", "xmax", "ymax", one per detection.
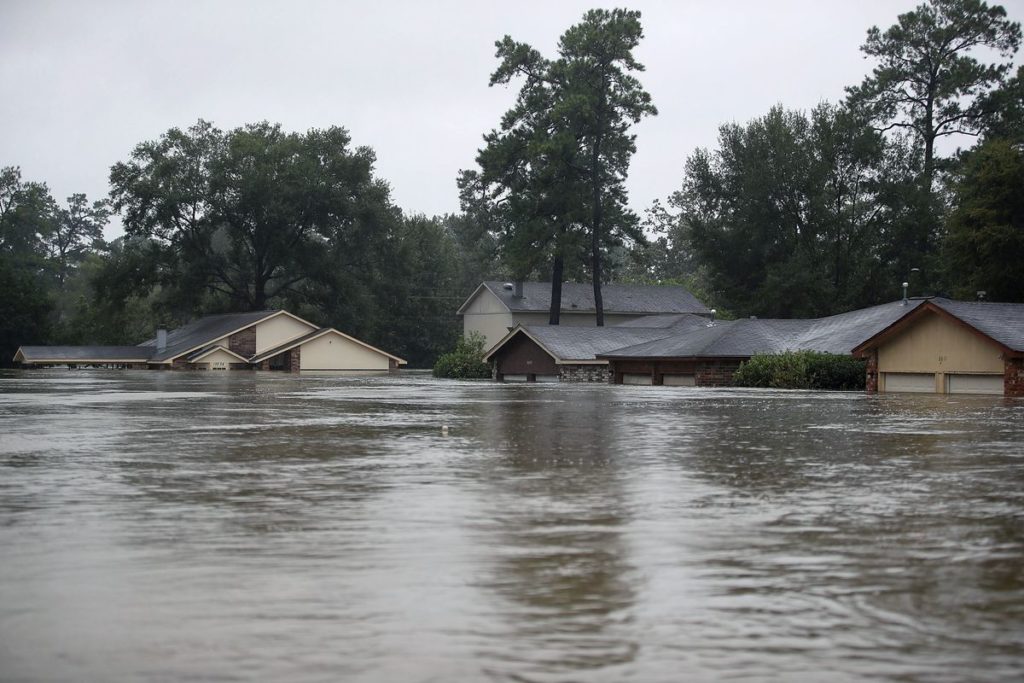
[{"xmin": 470, "ymin": 389, "xmax": 638, "ymax": 678}]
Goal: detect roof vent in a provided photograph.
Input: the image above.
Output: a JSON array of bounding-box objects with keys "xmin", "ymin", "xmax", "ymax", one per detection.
[{"xmin": 503, "ymin": 282, "xmax": 514, "ymax": 290}]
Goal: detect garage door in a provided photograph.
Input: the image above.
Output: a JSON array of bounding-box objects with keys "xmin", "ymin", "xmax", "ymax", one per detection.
[
  {"xmin": 663, "ymin": 374, "xmax": 696, "ymax": 386},
  {"xmin": 948, "ymin": 374, "xmax": 1003, "ymax": 395},
  {"xmin": 622, "ymin": 373, "xmax": 652, "ymax": 385},
  {"xmin": 884, "ymin": 372, "xmax": 935, "ymax": 393}
]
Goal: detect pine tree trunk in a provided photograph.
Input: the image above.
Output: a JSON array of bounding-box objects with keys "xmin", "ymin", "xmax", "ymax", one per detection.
[{"xmin": 549, "ymin": 254, "xmax": 564, "ymax": 325}]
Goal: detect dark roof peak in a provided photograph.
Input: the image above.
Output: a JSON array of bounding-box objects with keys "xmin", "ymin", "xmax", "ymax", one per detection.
[{"xmin": 463, "ymin": 281, "xmax": 710, "ymax": 315}]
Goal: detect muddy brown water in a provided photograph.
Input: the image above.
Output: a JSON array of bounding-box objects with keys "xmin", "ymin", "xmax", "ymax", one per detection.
[{"xmin": 0, "ymin": 370, "xmax": 1022, "ymax": 682}]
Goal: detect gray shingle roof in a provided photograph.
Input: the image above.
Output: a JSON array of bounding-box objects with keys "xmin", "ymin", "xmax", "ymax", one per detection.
[
  {"xmin": 600, "ymin": 299, "xmax": 929, "ymax": 359},
  {"xmin": 930, "ymin": 298, "xmax": 1024, "ymax": 352},
  {"xmin": 491, "ymin": 326, "xmax": 681, "ymax": 362},
  {"xmin": 473, "ymin": 281, "xmax": 710, "ymax": 315},
  {"xmin": 613, "ymin": 313, "xmax": 714, "ymax": 330},
  {"xmin": 142, "ymin": 310, "xmax": 279, "ymax": 361},
  {"xmin": 15, "ymin": 346, "xmax": 155, "ymax": 362}
]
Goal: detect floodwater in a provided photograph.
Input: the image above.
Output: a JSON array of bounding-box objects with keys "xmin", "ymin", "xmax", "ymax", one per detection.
[{"xmin": 0, "ymin": 371, "xmax": 1022, "ymax": 682}]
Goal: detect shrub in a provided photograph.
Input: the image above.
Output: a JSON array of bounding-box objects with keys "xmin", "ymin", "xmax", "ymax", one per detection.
[
  {"xmin": 432, "ymin": 331, "xmax": 492, "ymax": 379},
  {"xmin": 733, "ymin": 351, "xmax": 866, "ymax": 390}
]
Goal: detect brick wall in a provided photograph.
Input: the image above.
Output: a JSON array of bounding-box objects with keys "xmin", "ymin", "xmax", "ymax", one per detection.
[
  {"xmin": 865, "ymin": 351, "xmax": 879, "ymax": 393},
  {"xmin": 559, "ymin": 364, "xmax": 612, "ymax": 383},
  {"xmin": 171, "ymin": 358, "xmax": 189, "ymax": 371},
  {"xmin": 694, "ymin": 360, "xmax": 741, "ymax": 386},
  {"xmin": 289, "ymin": 348, "xmax": 301, "ymax": 373},
  {"xmin": 229, "ymin": 327, "xmax": 257, "ymax": 358},
  {"xmin": 1006, "ymin": 357, "xmax": 1024, "ymax": 397}
]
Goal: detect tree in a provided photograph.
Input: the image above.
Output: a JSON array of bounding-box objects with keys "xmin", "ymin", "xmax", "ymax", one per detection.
[
  {"xmin": 0, "ymin": 167, "xmax": 55, "ymax": 364},
  {"xmin": 47, "ymin": 193, "xmax": 109, "ymax": 290},
  {"xmin": 847, "ymin": 0, "xmax": 1021, "ymax": 189},
  {"xmin": 466, "ymin": 8, "xmax": 656, "ymax": 326},
  {"xmin": 558, "ymin": 9, "xmax": 656, "ymax": 324},
  {"xmin": 943, "ymin": 138, "xmax": 1024, "ymax": 301},
  {"xmin": 676, "ymin": 104, "xmax": 907, "ymax": 317},
  {"xmin": 1, "ymin": 166, "xmax": 55, "ymax": 260},
  {"xmin": 109, "ymin": 119, "xmax": 393, "ymax": 312}
]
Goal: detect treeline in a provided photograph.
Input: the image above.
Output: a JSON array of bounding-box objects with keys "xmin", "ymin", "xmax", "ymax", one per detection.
[
  {"xmin": 1, "ymin": 125, "xmax": 503, "ymax": 366},
  {"xmin": 2, "ymin": 0, "xmax": 1022, "ymax": 367},
  {"xmin": 624, "ymin": 0, "xmax": 1023, "ymax": 317}
]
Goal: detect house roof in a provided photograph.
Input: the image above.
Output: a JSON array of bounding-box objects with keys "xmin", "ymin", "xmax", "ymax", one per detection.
[
  {"xmin": 600, "ymin": 299, "xmax": 929, "ymax": 359},
  {"xmin": 249, "ymin": 327, "xmax": 407, "ymax": 365},
  {"xmin": 484, "ymin": 325, "xmax": 680, "ymax": 363},
  {"xmin": 13, "ymin": 346, "xmax": 155, "ymax": 363},
  {"xmin": 458, "ymin": 281, "xmax": 710, "ymax": 316},
  {"xmin": 142, "ymin": 310, "xmax": 282, "ymax": 362},
  {"xmin": 852, "ymin": 298, "xmax": 1024, "ymax": 355},
  {"xmin": 613, "ymin": 313, "xmax": 717, "ymax": 330}
]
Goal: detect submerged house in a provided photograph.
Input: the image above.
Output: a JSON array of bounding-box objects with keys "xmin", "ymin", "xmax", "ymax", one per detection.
[
  {"xmin": 13, "ymin": 310, "xmax": 406, "ymax": 372},
  {"xmin": 484, "ymin": 297, "xmax": 1024, "ymax": 396},
  {"xmin": 484, "ymin": 313, "xmax": 713, "ymax": 383},
  {"xmin": 853, "ymin": 298, "xmax": 1024, "ymax": 395},
  {"xmin": 459, "ymin": 281, "xmax": 711, "ymax": 350},
  {"xmin": 599, "ymin": 300, "xmax": 923, "ymax": 387}
]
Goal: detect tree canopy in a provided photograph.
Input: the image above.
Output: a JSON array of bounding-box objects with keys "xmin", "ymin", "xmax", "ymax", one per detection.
[{"xmin": 847, "ymin": 0, "xmax": 1021, "ymax": 187}]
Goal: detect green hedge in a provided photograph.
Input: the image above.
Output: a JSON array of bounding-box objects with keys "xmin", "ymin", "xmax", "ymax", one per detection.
[
  {"xmin": 733, "ymin": 351, "xmax": 866, "ymax": 390},
  {"xmin": 432, "ymin": 331, "xmax": 492, "ymax": 379}
]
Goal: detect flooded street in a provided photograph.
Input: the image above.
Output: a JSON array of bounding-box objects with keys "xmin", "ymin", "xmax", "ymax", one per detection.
[{"xmin": 1, "ymin": 370, "xmax": 1022, "ymax": 682}]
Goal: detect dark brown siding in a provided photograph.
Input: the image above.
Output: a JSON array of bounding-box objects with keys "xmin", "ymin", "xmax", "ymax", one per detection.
[{"xmin": 494, "ymin": 333, "xmax": 558, "ymax": 378}]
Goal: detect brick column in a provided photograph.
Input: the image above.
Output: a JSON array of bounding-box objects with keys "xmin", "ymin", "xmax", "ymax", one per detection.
[
  {"xmin": 865, "ymin": 351, "xmax": 879, "ymax": 393},
  {"xmin": 229, "ymin": 328, "xmax": 257, "ymax": 357},
  {"xmin": 1005, "ymin": 357, "xmax": 1024, "ymax": 397},
  {"xmin": 289, "ymin": 347, "xmax": 301, "ymax": 373}
]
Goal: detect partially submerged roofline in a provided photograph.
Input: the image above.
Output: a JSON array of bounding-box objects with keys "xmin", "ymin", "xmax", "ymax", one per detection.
[{"xmin": 851, "ymin": 299, "xmax": 1020, "ymax": 357}]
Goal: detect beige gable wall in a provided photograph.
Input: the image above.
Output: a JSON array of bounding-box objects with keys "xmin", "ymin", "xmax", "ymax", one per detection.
[
  {"xmin": 463, "ymin": 287, "xmax": 509, "ymax": 314},
  {"xmin": 878, "ymin": 311, "xmax": 1005, "ymax": 375},
  {"xmin": 300, "ymin": 332, "xmax": 390, "ymax": 371},
  {"xmin": 465, "ymin": 313, "xmax": 515, "ymax": 351},
  {"xmin": 256, "ymin": 314, "xmax": 317, "ymax": 354},
  {"xmin": 191, "ymin": 348, "xmax": 240, "ymax": 370}
]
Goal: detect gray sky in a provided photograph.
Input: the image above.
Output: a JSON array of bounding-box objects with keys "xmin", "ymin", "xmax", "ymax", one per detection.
[{"xmin": 2, "ymin": 0, "xmax": 1022, "ymax": 240}]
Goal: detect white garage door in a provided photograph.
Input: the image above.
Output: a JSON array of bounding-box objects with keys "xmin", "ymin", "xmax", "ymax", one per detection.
[
  {"xmin": 948, "ymin": 374, "xmax": 1003, "ymax": 395},
  {"xmin": 622, "ymin": 373, "xmax": 652, "ymax": 385},
  {"xmin": 884, "ymin": 372, "xmax": 935, "ymax": 393},
  {"xmin": 663, "ymin": 374, "xmax": 696, "ymax": 386}
]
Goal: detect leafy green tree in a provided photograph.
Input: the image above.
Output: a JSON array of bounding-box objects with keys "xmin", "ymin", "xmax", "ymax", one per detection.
[
  {"xmin": 47, "ymin": 193, "xmax": 109, "ymax": 292},
  {"xmin": 466, "ymin": 8, "xmax": 656, "ymax": 326},
  {"xmin": 109, "ymin": 119, "xmax": 393, "ymax": 311},
  {"xmin": 0, "ymin": 167, "xmax": 56, "ymax": 364},
  {"xmin": 676, "ymin": 104, "xmax": 907, "ymax": 317},
  {"xmin": 1, "ymin": 166, "xmax": 55, "ymax": 260},
  {"xmin": 942, "ymin": 138, "xmax": 1024, "ymax": 301},
  {"xmin": 847, "ymin": 0, "xmax": 1021, "ymax": 188}
]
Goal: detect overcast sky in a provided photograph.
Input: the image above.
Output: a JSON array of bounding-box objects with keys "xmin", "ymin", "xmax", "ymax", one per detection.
[{"xmin": 2, "ymin": 0, "xmax": 1022, "ymax": 240}]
